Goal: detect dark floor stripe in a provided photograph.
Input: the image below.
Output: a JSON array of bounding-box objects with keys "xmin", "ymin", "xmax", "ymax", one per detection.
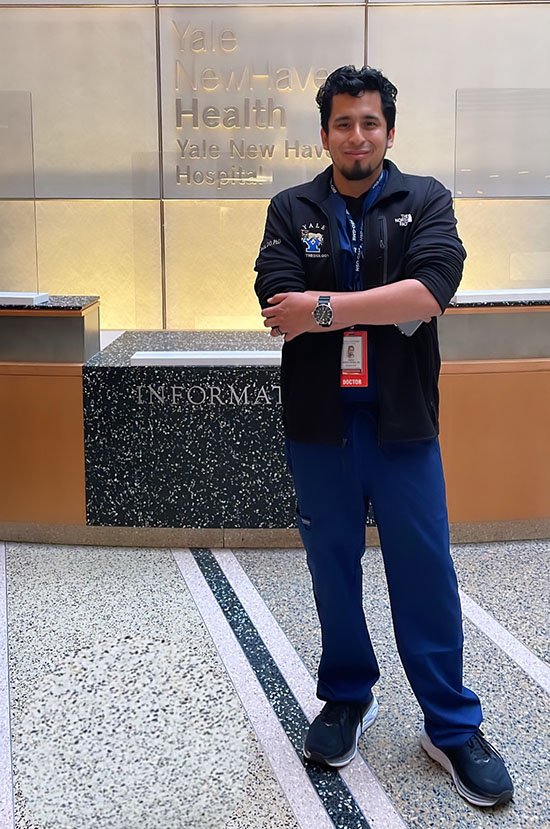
[{"xmin": 191, "ymin": 548, "xmax": 371, "ymax": 829}]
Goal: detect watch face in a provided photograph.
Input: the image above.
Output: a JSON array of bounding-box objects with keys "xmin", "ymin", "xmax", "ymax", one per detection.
[{"xmin": 314, "ymin": 303, "xmax": 333, "ymax": 326}]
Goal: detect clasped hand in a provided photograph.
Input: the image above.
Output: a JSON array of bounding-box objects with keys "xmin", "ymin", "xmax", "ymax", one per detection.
[{"xmin": 261, "ymin": 292, "xmax": 318, "ymax": 342}]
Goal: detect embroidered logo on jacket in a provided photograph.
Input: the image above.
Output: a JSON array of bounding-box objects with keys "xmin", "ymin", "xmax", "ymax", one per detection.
[
  {"xmin": 301, "ymin": 222, "xmax": 329, "ymax": 258},
  {"xmin": 395, "ymin": 213, "xmax": 413, "ymax": 227}
]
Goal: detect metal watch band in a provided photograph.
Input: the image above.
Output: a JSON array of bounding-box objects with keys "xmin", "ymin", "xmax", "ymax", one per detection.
[{"xmin": 313, "ymin": 295, "xmax": 333, "ymax": 327}]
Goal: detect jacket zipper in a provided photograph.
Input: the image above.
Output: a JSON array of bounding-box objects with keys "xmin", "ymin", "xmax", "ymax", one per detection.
[
  {"xmin": 378, "ymin": 216, "xmax": 388, "ymax": 284},
  {"xmin": 374, "ymin": 215, "xmax": 388, "ymax": 446}
]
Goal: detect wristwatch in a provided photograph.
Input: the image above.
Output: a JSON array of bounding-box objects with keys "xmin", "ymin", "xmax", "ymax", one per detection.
[{"xmin": 312, "ymin": 296, "xmax": 333, "ymax": 327}]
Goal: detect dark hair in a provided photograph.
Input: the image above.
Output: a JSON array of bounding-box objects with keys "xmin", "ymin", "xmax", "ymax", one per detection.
[{"xmin": 316, "ymin": 65, "xmax": 398, "ymax": 134}]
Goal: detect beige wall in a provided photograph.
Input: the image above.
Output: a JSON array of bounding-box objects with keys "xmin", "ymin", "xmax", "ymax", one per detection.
[{"xmin": 0, "ymin": 1, "xmax": 548, "ymax": 330}]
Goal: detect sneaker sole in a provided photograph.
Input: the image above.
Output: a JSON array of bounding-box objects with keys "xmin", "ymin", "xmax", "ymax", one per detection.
[
  {"xmin": 303, "ymin": 694, "xmax": 379, "ymax": 768},
  {"xmin": 419, "ymin": 728, "xmax": 513, "ymax": 807}
]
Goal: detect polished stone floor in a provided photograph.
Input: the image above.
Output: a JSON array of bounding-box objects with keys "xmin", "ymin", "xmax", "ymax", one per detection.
[{"xmin": 1, "ymin": 539, "xmax": 548, "ymax": 829}]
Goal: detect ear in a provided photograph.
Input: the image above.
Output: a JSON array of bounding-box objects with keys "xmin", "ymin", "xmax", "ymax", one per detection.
[
  {"xmin": 321, "ymin": 128, "xmax": 329, "ymax": 151},
  {"xmin": 386, "ymin": 128, "xmax": 395, "ymax": 150}
]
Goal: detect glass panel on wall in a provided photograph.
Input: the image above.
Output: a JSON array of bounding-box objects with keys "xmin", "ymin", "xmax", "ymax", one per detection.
[
  {"xmin": 368, "ymin": 0, "xmax": 495, "ymax": 4},
  {"xmin": 0, "ymin": 0, "xmax": 150, "ymax": 5},
  {"xmin": 367, "ymin": 5, "xmax": 550, "ymax": 188},
  {"xmin": 0, "ymin": 9, "xmax": 159, "ymax": 198},
  {"xmin": 455, "ymin": 89, "xmax": 550, "ymax": 198},
  {"xmin": 367, "ymin": 4, "xmax": 550, "ymax": 290},
  {"xmin": 160, "ymin": 6, "xmax": 365, "ymax": 199},
  {"xmin": 35, "ymin": 201, "xmax": 163, "ymax": 330},
  {"xmin": 0, "ymin": 91, "xmax": 38, "ymax": 292},
  {"xmin": 161, "ymin": 0, "xmax": 357, "ymax": 5}
]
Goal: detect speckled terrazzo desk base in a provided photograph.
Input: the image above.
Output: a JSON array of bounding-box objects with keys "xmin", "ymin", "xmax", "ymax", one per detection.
[{"xmin": 1, "ymin": 519, "xmax": 549, "ymax": 547}]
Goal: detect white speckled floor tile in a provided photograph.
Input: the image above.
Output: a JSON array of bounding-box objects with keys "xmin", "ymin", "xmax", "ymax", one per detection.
[
  {"xmin": 234, "ymin": 545, "xmax": 550, "ymax": 829},
  {"xmin": 6, "ymin": 543, "xmax": 298, "ymax": 829},
  {"xmin": 0, "ymin": 543, "xmax": 14, "ymax": 829},
  {"xmin": 224, "ymin": 729, "xmax": 299, "ymax": 829},
  {"xmin": 17, "ymin": 637, "xmax": 250, "ymax": 828},
  {"xmin": 451, "ymin": 540, "xmax": 550, "ymax": 664}
]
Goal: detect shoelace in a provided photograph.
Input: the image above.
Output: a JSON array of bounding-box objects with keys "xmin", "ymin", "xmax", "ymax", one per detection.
[
  {"xmin": 466, "ymin": 729, "xmax": 503, "ymax": 763},
  {"xmin": 320, "ymin": 702, "xmax": 355, "ymax": 725}
]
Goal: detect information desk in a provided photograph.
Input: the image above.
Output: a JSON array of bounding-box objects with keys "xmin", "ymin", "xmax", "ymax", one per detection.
[{"xmin": 1, "ymin": 296, "xmax": 549, "ymax": 546}]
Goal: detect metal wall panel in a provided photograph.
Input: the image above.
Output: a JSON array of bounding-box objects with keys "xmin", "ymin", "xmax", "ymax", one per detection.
[
  {"xmin": 0, "ymin": 92, "xmax": 35, "ymax": 199},
  {"xmin": 2, "ymin": 2, "xmax": 548, "ymax": 321},
  {"xmin": 367, "ymin": 5, "xmax": 550, "ymax": 191},
  {"xmin": 35, "ymin": 200, "xmax": 163, "ymax": 329},
  {"xmin": 0, "ymin": 0, "xmax": 151, "ymax": 5},
  {"xmin": 368, "ymin": 0, "xmax": 516, "ymax": 4},
  {"xmin": 0, "ymin": 201, "xmax": 38, "ymax": 291},
  {"xmin": 368, "ymin": 5, "xmax": 550, "ymax": 292},
  {"xmin": 0, "ymin": 9, "xmax": 159, "ymax": 198},
  {"xmin": 456, "ymin": 200, "xmax": 550, "ymax": 291},
  {"xmin": 164, "ymin": 199, "xmax": 268, "ymax": 330},
  {"xmin": 160, "ymin": 0, "xmax": 362, "ymax": 5},
  {"xmin": 160, "ymin": 6, "xmax": 364, "ymax": 198}
]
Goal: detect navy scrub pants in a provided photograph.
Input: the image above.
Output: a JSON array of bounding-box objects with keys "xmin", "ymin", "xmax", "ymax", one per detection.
[{"xmin": 286, "ymin": 404, "xmax": 483, "ymax": 748}]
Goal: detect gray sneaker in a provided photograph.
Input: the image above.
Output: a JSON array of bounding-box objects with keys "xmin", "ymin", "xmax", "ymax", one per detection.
[{"xmin": 303, "ymin": 693, "xmax": 378, "ymax": 768}]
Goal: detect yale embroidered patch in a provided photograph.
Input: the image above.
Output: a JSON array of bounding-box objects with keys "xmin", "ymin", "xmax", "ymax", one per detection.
[{"xmin": 300, "ymin": 222, "xmax": 329, "ymax": 258}]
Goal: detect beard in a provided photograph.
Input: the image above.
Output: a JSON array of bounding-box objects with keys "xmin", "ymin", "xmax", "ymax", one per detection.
[{"xmin": 340, "ymin": 159, "xmax": 378, "ymax": 181}]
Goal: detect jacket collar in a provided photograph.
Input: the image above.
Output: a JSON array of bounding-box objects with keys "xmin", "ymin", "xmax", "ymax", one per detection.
[{"xmin": 297, "ymin": 159, "xmax": 410, "ymax": 210}]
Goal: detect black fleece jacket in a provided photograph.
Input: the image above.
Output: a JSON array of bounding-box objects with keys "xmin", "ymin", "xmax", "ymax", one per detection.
[{"xmin": 254, "ymin": 160, "xmax": 466, "ymax": 444}]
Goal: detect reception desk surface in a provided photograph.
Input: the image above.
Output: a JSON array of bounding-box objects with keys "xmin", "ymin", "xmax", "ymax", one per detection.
[
  {"xmin": 0, "ymin": 295, "xmax": 99, "ymax": 311},
  {"xmin": 2, "ymin": 296, "xmax": 549, "ymax": 546},
  {"xmin": 87, "ymin": 330, "xmax": 282, "ymax": 367}
]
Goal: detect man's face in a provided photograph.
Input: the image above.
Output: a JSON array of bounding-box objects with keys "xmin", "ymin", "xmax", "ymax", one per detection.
[{"xmin": 321, "ymin": 91, "xmax": 395, "ymax": 184}]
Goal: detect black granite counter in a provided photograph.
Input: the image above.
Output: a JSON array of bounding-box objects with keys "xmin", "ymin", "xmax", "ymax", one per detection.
[
  {"xmin": 87, "ymin": 330, "xmax": 282, "ymax": 367},
  {"xmin": 449, "ymin": 300, "xmax": 550, "ymax": 308},
  {"xmin": 0, "ymin": 295, "xmax": 99, "ymax": 311},
  {"xmin": 83, "ymin": 331, "xmax": 291, "ymax": 529}
]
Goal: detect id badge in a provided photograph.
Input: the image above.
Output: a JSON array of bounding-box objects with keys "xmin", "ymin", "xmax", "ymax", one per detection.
[{"xmin": 340, "ymin": 331, "xmax": 368, "ymax": 388}]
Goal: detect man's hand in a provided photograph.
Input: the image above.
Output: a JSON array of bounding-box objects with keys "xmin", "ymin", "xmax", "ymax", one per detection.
[{"xmin": 262, "ymin": 292, "xmax": 318, "ymax": 342}]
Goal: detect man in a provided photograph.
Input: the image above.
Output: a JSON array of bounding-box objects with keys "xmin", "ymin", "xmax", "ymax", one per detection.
[{"xmin": 254, "ymin": 65, "xmax": 513, "ymax": 807}]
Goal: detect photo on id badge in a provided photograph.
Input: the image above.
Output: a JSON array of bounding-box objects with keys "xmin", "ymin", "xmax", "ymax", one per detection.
[{"xmin": 341, "ymin": 337, "xmax": 363, "ymax": 371}]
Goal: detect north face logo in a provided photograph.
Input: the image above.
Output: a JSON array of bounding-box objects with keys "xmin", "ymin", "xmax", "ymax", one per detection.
[{"xmin": 395, "ymin": 214, "xmax": 413, "ymax": 227}]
